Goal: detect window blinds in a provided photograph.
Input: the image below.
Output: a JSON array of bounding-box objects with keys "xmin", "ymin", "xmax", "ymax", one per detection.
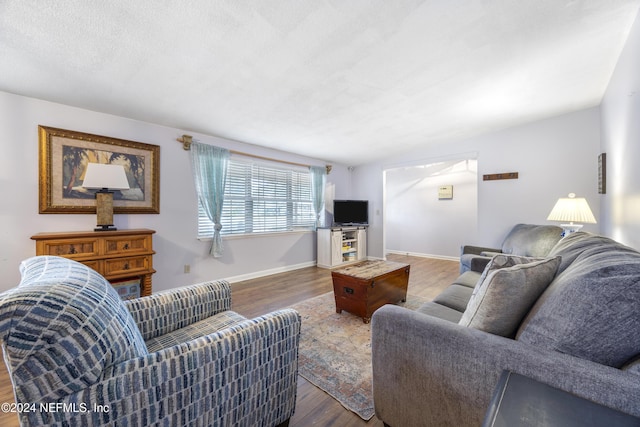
[{"xmin": 198, "ymin": 157, "xmax": 316, "ymax": 237}]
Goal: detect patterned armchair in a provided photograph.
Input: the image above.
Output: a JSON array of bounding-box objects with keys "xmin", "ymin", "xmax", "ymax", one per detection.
[{"xmin": 0, "ymin": 256, "xmax": 301, "ymax": 427}]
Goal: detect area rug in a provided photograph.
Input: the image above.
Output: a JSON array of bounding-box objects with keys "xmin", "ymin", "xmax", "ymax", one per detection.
[{"xmin": 290, "ymin": 292, "xmax": 429, "ymax": 420}]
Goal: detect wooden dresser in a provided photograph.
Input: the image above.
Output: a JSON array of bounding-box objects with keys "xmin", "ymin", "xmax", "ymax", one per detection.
[{"xmin": 31, "ymin": 229, "xmax": 155, "ymax": 298}]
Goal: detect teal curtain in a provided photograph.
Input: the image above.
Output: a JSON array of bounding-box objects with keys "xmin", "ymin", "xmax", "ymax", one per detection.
[
  {"xmin": 190, "ymin": 142, "xmax": 230, "ymax": 257},
  {"xmin": 310, "ymin": 166, "xmax": 326, "ymax": 229}
]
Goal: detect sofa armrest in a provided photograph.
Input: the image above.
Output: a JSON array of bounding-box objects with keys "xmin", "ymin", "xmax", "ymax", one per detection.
[
  {"xmin": 32, "ymin": 309, "xmax": 301, "ymax": 427},
  {"xmin": 124, "ymin": 280, "xmax": 232, "ymax": 341},
  {"xmin": 371, "ymin": 305, "xmax": 640, "ymax": 427},
  {"xmin": 461, "ymin": 245, "xmax": 501, "ymax": 256}
]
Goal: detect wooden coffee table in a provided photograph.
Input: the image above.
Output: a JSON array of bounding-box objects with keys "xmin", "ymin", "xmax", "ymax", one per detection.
[{"xmin": 331, "ymin": 260, "xmax": 410, "ymax": 323}]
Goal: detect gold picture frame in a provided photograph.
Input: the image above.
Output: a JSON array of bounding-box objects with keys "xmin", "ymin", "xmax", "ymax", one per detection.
[{"xmin": 39, "ymin": 126, "xmax": 160, "ymax": 214}]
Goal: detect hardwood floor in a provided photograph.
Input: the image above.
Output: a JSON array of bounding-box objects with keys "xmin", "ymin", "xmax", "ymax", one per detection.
[{"xmin": 0, "ymin": 254, "xmax": 459, "ymax": 427}]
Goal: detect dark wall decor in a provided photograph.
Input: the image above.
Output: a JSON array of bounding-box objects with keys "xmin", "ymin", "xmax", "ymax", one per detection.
[
  {"xmin": 598, "ymin": 153, "xmax": 606, "ymax": 194},
  {"xmin": 38, "ymin": 126, "xmax": 160, "ymax": 214},
  {"xmin": 483, "ymin": 172, "xmax": 519, "ymax": 181}
]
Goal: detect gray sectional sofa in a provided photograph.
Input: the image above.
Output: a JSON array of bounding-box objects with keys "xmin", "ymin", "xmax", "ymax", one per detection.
[{"xmin": 372, "ymin": 231, "xmax": 640, "ymax": 427}]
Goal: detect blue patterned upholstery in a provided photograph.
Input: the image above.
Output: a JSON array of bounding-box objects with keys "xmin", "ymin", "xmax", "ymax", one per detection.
[
  {"xmin": 125, "ymin": 279, "xmax": 234, "ymax": 341},
  {"xmin": 144, "ymin": 309, "xmax": 247, "ymax": 352},
  {"xmin": 0, "ymin": 256, "xmax": 148, "ymax": 403},
  {"xmin": 0, "ymin": 256, "xmax": 301, "ymax": 426}
]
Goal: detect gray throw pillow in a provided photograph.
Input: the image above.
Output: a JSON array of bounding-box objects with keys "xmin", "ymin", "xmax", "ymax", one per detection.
[{"xmin": 459, "ymin": 254, "xmax": 561, "ymax": 337}]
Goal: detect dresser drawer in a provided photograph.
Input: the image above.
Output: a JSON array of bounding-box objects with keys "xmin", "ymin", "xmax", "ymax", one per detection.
[
  {"xmin": 103, "ymin": 255, "xmax": 151, "ymax": 276},
  {"xmin": 37, "ymin": 238, "xmax": 100, "ymax": 259},
  {"xmin": 103, "ymin": 235, "xmax": 152, "ymax": 255},
  {"xmin": 81, "ymin": 260, "xmax": 102, "ymax": 272}
]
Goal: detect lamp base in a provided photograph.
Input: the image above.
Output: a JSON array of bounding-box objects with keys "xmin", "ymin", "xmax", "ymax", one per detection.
[
  {"xmin": 95, "ymin": 190, "xmax": 116, "ymax": 232},
  {"xmin": 94, "ymin": 225, "xmax": 118, "ymax": 232},
  {"xmin": 560, "ymin": 223, "xmax": 583, "ymax": 237}
]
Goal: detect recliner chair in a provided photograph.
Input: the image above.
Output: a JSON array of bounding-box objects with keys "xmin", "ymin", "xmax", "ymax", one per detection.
[{"xmin": 459, "ymin": 223, "xmax": 563, "ymax": 273}]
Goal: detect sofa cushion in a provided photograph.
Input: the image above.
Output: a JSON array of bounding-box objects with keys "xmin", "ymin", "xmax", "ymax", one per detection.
[
  {"xmin": 459, "ymin": 255, "xmax": 561, "ymax": 337},
  {"xmin": 518, "ymin": 233, "xmax": 640, "ymax": 368},
  {"xmin": 452, "ymin": 271, "xmax": 481, "ymax": 288},
  {"xmin": 416, "ymin": 301, "xmax": 464, "ymax": 323},
  {"xmin": 469, "ymin": 256, "xmax": 492, "ymax": 273},
  {"xmin": 145, "ymin": 310, "xmax": 247, "ymax": 353},
  {"xmin": 0, "ymin": 256, "xmax": 148, "ymax": 402},
  {"xmin": 433, "ymin": 285, "xmax": 474, "ymax": 312}
]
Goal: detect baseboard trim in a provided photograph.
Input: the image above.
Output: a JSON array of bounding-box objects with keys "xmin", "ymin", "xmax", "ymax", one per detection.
[
  {"xmin": 225, "ymin": 252, "xmax": 458, "ymax": 283},
  {"xmin": 385, "ymin": 249, "xmax": 459, "ymax": 262},
  {"xmin": 224, "ymin": 261, "xmax": 317, "ymax": 283}
]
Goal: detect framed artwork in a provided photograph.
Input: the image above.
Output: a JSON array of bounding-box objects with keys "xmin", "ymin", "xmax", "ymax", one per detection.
[
  {"xmin": 598, "ymin": 153, "xmax": 606, "ymax": 194},
  {"xmin": 39, "ymin": 125, "xmax": 160, "ymax": 214},
  {"xmin": 438, "ymin": 185, "xmax": 453, "ymax": 200}
]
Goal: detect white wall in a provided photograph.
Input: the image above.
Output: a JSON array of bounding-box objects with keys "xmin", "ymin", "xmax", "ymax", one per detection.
[
  {"xmin": 385, "ymin": 159, "xmax": 477, "ymax": 258},
  {"xmin": 600, "ymin": 8, "xmax": 640, "ymax": 248},
  {"xmin": 0, "ymin": 87, "xmax": 613, "ymax": 291},
  {"xmin": 350, "ymin": 162, "xmax": 386, "ymax": 257},
  {"xmin": 351, "ymin": 107, "xmax": 601, "ymax": 258},
  {"xmin": 0, "ymin": 91, "xmax": 349, "ymax": 292}
]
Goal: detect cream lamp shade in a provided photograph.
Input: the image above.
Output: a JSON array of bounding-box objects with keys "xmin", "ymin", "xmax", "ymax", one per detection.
[
  {"xmin": 82, "ymin": 163, "xmax": 130, "ymax": 190},
  {"xmin": 82, "ymin": 163, "xmax": 130, "ymax": 231},
  {"xmin": 547, "ymin": 193, "xmax": 596, "ymax": 236}
]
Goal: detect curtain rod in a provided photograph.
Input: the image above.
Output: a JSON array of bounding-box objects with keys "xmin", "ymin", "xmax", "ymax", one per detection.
[{"xmin": 177, "ymin": 134, "xmax": 332, "ymax": 174}]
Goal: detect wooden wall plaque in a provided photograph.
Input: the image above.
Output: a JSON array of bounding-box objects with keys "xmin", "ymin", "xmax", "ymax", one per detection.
[{"xmin": 483, "ymin": 172, "xmax": 519, "ymax": 181}]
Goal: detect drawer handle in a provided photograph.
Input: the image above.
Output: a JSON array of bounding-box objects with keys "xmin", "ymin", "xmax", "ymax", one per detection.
[
  {"xmin": 123, "ymin": 243, "xmax": 129, "ymax": 250},
  {"xmin": 344, "ymin": 287, "xmax": 354, "ymax": 295},
  {"xmin": 123, "ymin": 263, "xmax": 130, "ymax": 270}
]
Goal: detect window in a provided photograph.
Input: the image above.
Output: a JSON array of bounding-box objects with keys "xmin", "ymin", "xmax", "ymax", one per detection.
[{"xmin": 198, "ymin": 157, "xmax": 316, "ymax": 238}]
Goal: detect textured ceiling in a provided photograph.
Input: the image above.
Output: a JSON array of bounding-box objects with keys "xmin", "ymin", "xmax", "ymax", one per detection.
[{"xmin": 1, "ymin": 1, "xmax": 639, "ymax": 165}]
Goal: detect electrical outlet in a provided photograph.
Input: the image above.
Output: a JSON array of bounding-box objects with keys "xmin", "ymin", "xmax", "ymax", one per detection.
[{"xmin": 184, "ymin": 264, "xmax": 191, "ymax": 274}]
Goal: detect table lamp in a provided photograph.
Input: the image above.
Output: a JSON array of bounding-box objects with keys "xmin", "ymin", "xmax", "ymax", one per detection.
[
  {"xmin": 82, "ymin": 163, "xmax": 130, "ymax": 231},
  {"xmin": 547, "ymin": 193, "xmax": 596, "ymax": 236}
]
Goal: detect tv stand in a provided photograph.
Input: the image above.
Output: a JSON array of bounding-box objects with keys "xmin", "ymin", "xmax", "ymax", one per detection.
[{"xmin": 317, "ymin": 226, "xmax": 367, "ymax": 269}]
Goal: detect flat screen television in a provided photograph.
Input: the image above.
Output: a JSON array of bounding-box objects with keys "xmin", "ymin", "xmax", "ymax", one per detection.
[{"xmin": 333, "ymin": 200, "xmax": 368, "ymax": 225}]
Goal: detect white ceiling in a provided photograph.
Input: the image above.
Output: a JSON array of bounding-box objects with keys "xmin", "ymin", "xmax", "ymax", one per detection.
[{"xmin": 1, "ymin": 1, "xmax": 639, "ymax": 166}]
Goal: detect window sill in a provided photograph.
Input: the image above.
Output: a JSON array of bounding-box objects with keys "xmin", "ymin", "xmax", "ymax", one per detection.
[{"xmin": 198, "ymin": 229, "xmax": 315, "ymax": 241}]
